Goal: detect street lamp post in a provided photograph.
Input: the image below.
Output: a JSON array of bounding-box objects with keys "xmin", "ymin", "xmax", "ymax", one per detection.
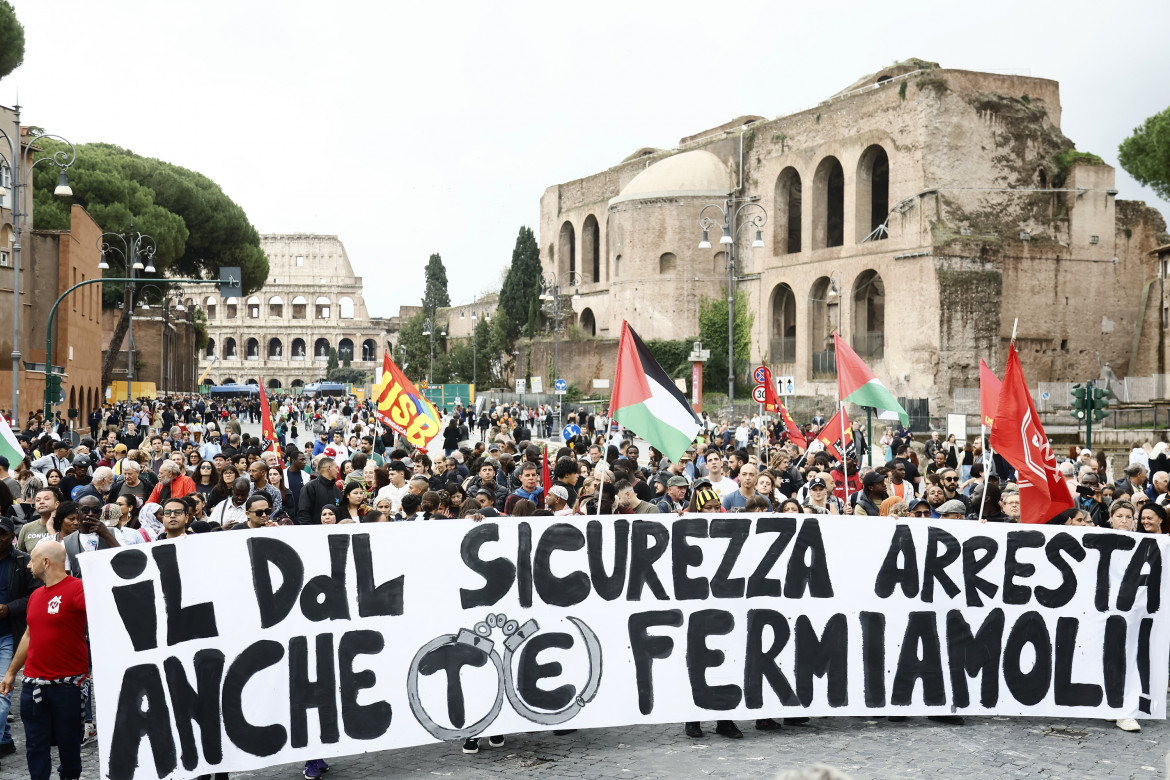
[
  {"xmin": 98, "ymin": 223, "xmax": 157, "ymax": 403},
  {"xmin": 540, "ymin": 271, "xmax": 581, "ymax": 432},
  {"xmin": 459, "ymin": 297, "xmax": 491, "ymax": 393},
  {"xmin": 0, "ymin": 105, "xmax": 75, "ymax": 426},
  {"xmin": 697, "ymin": 201, "xmax": 766, "ymax": 417}
]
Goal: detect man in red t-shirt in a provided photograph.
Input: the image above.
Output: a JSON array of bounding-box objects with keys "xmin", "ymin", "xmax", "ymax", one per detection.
[{"xmin": 1, "ymin": 539, "xmax": 89, "ymax": 780}]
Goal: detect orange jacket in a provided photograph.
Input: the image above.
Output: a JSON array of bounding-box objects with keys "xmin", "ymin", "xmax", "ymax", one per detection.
[{"xmin": 147, "ymin": 474, "xmax": 197, "ymax": 505}]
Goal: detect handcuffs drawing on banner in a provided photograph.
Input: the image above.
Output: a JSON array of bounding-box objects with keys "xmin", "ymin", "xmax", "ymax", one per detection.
[{"xmin": 407, "ymin": 612, "xmax": 603, "ymax": 740}]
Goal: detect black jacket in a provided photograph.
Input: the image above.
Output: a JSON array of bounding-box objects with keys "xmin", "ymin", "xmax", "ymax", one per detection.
[
  {"xmin": 1, "ymin": 547, "xmax": 39, "ymax": 640},
  {"xmin": 296, "ymin": 475, "xmax": 342, "ymax": 524}
]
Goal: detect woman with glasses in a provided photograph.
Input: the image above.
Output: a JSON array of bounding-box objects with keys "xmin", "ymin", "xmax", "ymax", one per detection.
[
  {"xmin": 193, "ymin": 460, "xmax": 217, "ymax": 497},
  {"xmin": 186, "ymin": 450, "xmax": 201, "ymax": 476},
  {"xmin": 208, "ymin": 465, "xmax": 239, "ymax": 509}
]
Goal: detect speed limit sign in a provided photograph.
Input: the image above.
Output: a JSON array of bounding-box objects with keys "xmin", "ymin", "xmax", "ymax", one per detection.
[{"xmin": 752, "ymin": 384, "xmax": 768, "ymax": 403}]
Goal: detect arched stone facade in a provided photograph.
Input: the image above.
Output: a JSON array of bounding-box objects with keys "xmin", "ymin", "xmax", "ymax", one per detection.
[{"xmin": 190, "ymin": 235, "xmax": 389, "ymax": 388}]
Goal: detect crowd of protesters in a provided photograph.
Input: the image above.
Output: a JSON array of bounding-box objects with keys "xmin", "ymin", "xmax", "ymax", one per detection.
[{"xmin": 0, "ymin": 392, "xmax": 1165, "ymax": 777}]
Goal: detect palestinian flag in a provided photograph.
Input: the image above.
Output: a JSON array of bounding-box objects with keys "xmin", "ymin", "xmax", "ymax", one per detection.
[
  {"xmin": 0, "ymin": 412, "xmax": 22, "ymax": 466},
  {"xmin": 833, "ymin": 333, "xmax": 908, "ymax": 426},
  {"xmin": 610, "ymin": 321, "xmax": 701, "ymax": 461}
]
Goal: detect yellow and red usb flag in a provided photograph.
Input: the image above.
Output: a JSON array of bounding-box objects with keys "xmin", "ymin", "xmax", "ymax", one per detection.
[{"xmin": 373, "ymin": 353, "xmax": 441, "ymax": 449}]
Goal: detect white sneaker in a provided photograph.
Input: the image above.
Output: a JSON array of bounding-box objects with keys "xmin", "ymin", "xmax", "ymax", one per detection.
[
  {"xmin": 81, "ymin": 721, "xmax": 98, "ymax": 746},
  {"xmin": 1115, "ymin": 718, "xmax": 1141, "ymax": 732}
]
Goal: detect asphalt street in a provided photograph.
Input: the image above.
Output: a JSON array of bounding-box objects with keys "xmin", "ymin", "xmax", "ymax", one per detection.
[{"xmin": 6, "ymin": 705, "xmax": 1168, "ymax": 780}]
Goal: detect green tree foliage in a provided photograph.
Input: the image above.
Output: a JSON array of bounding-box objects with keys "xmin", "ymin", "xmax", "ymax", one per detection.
[
  {"xmin": 442, "ymin": 314, "xmax": 504, "ymax": 387},
  {"xmin": 0, "ymin": 2, "xmax": 24, "ymax": 81},
  {"xmin": 32, "ymin": 141, "xmax": 268, "ymax": 295},
  {"xmin": 422, "ymin": 253, "xmax": 450, "ymax": 313},
  {"xmin": 1119, "ymin": 107, "xmax": 1170, "ymax": 201},
  {"xmin": 327, "ymin": 348, "xmax": 370, "ymax": 386},
  {"xmin": 646, "ymin": 339, "xmax": 696, "ymax": 378},
  {"xmin": 30, "ymin": 141, "xmax": 269, "ymax": 391},
  {"xmin": 698, "ymin": 288, "xmax": 754, "ymax": 398},
  {"xmin": 396, "ymin": 312, "xmax": 431, "ymax": 385},
  {"xmin": 497, "ymin": 226, "xmax": 541, "ymax": 345}
]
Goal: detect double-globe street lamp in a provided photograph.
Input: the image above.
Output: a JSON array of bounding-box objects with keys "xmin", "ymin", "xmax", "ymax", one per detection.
[
  {"xmin": 540, "ymin": 271, "xmax": 580, "ymax": 430},
  {"xmin": 697, "ymin": 201, "xmax": 766, "ymax": 413},
  {"xmin": 97, "ymin": 222, "xmax": 157, "ymax": 402},
  {"xmin": 0, "ymin": 106, "xmax": 75, "ymax": 424}
]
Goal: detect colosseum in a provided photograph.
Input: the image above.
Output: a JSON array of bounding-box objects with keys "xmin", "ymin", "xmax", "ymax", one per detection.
[{"xmin": 190, "ymin": 234, "xmax": 388, "ymax": 390}]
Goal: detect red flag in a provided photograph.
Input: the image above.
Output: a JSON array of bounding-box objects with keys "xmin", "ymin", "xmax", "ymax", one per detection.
[
  {"xmin": 980, "ymin": 359, "xmax": 1002, "ymax": 429},
  {"xmin": 989, "ymin": 345, "xmax": 1074, "ymax": 524},
  {"xmin": 257, "ymin": 377, "xmax": 282, "ymax": 465},
  {"xmin": 769, "ymin": 390, "xmax": 807, "ymax": 449},
  {"xmin": 542, "ymin": 447, "xmax": 552, "ymax": 496},
  {"xmin": 817, "ymin": 408, "xmax": 854, "ymax": 461}
]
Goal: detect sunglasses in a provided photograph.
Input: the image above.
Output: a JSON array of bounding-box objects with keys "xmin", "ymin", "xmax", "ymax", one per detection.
[
  {"xmin": 911, "ymin": 510, "xmax": 931, "ymax": 517},
  {"xmin": 249, "ymin": 507, "xmax": 271, "ymax": 516},
  {"xmin": 78, "ymin": 506, "xmax": 101, "ymax": 515}
]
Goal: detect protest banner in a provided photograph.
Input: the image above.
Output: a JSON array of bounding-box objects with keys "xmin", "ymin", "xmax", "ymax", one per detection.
[{"xmin": 80, "ymin": 515, "xmax": 1170, "ymax": 780}]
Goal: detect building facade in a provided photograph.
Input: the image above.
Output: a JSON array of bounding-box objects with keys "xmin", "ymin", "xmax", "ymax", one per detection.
[
  {"xmin": 538, "ymin": 60, "xmax": 1168, "ymax": 409},
  {"xmin": 190, "ymin": 234, "xmax": 388, "ymax": 390},
  {"xmin": 0, "ymin": 103, "xmax": 105, "ymax": 427}
]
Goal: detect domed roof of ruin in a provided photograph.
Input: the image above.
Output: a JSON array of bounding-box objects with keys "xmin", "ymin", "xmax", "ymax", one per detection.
[{"xmin": 609, "ymin": 150, "xmax": 731, "ymax": 207}]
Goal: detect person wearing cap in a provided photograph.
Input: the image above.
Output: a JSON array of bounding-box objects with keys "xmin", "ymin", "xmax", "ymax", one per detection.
[
  {"xmin": 853, "ymin": 471, "xmax": 888, "ymax": 517},
  {"xmin": 906, "ymin": 497, "xmax": 933, "ymax": 519},
  {"xmin": 0, "ymin": 515, "xmax": 38, "ymax": 761},
  {"xmin": 804, "ymin": 475, "xmax": 842, "ymax": 514},
  {"xmin": 31, "ymin": 441, "xmax": 71, "ymax": 477},
  {"xmin": 546, "ymin": 485, "xmax": 573, "ymax": 516},
  {"xmin": 656, "ymin": 475, "xmax": 690, "ymax": 514},
  {"xmin": 935, "ymin": 499, "xmax": 968, "ymax": 520}
]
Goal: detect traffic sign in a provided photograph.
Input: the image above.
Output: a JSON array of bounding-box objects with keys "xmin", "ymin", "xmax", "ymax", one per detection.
[
  {"xmin": 562, "ymin": 423, "xmax": 581, "ymax": 442},
  {"xmin": 1041, "ymin": 392, "xmax": 1051, "ymax": 400},
  {"xmin": 555, "ymin": 378, "xmax": 568, "ymax": 392},
  {"xmin": 515, "ymin": 379, "xmax": 526, "ymax": 394},
  {"xmin": 777, "ymin": 375, "xmax": 796, "ymax": 395},
  {"xmin": 752, "ymin": 384, "xmax": 768, "ymax": 404},
  {"xmin": 753, "ymin": 365, "xmax": 770, "ymax": 384},
  {"xmin": 530, "ymin": 376, "xmax": 544, "ymax": 394}
]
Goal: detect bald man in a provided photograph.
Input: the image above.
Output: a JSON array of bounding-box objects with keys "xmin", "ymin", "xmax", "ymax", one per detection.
[{"xmin": 1, "ymin": 540, "xmax": 90, "ymax": 780}]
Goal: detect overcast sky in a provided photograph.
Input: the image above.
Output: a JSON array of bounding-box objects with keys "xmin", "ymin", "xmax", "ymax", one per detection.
[{"xmin": 6, "ymin": 1, "xmax": 1169, "ymax": 318}]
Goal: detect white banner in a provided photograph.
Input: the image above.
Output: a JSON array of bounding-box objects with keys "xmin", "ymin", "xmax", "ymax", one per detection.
[{"xmin": 80, "ymin": 516, "xmax": 1170, "ymax": 780}]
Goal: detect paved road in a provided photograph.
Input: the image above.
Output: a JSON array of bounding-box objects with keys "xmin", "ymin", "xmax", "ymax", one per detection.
[{"xmin": 6, "ymin": 703, "xmax": 1168, "ymax": 779}]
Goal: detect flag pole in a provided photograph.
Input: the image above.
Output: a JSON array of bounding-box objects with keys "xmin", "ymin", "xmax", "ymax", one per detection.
[
  {"xmin": 977, "ymin": 423, "xmax": 990, "ymax": 523},
  {"xmin": 840, "ymin": 398, "xmax": 850, "ymax": 510}
]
